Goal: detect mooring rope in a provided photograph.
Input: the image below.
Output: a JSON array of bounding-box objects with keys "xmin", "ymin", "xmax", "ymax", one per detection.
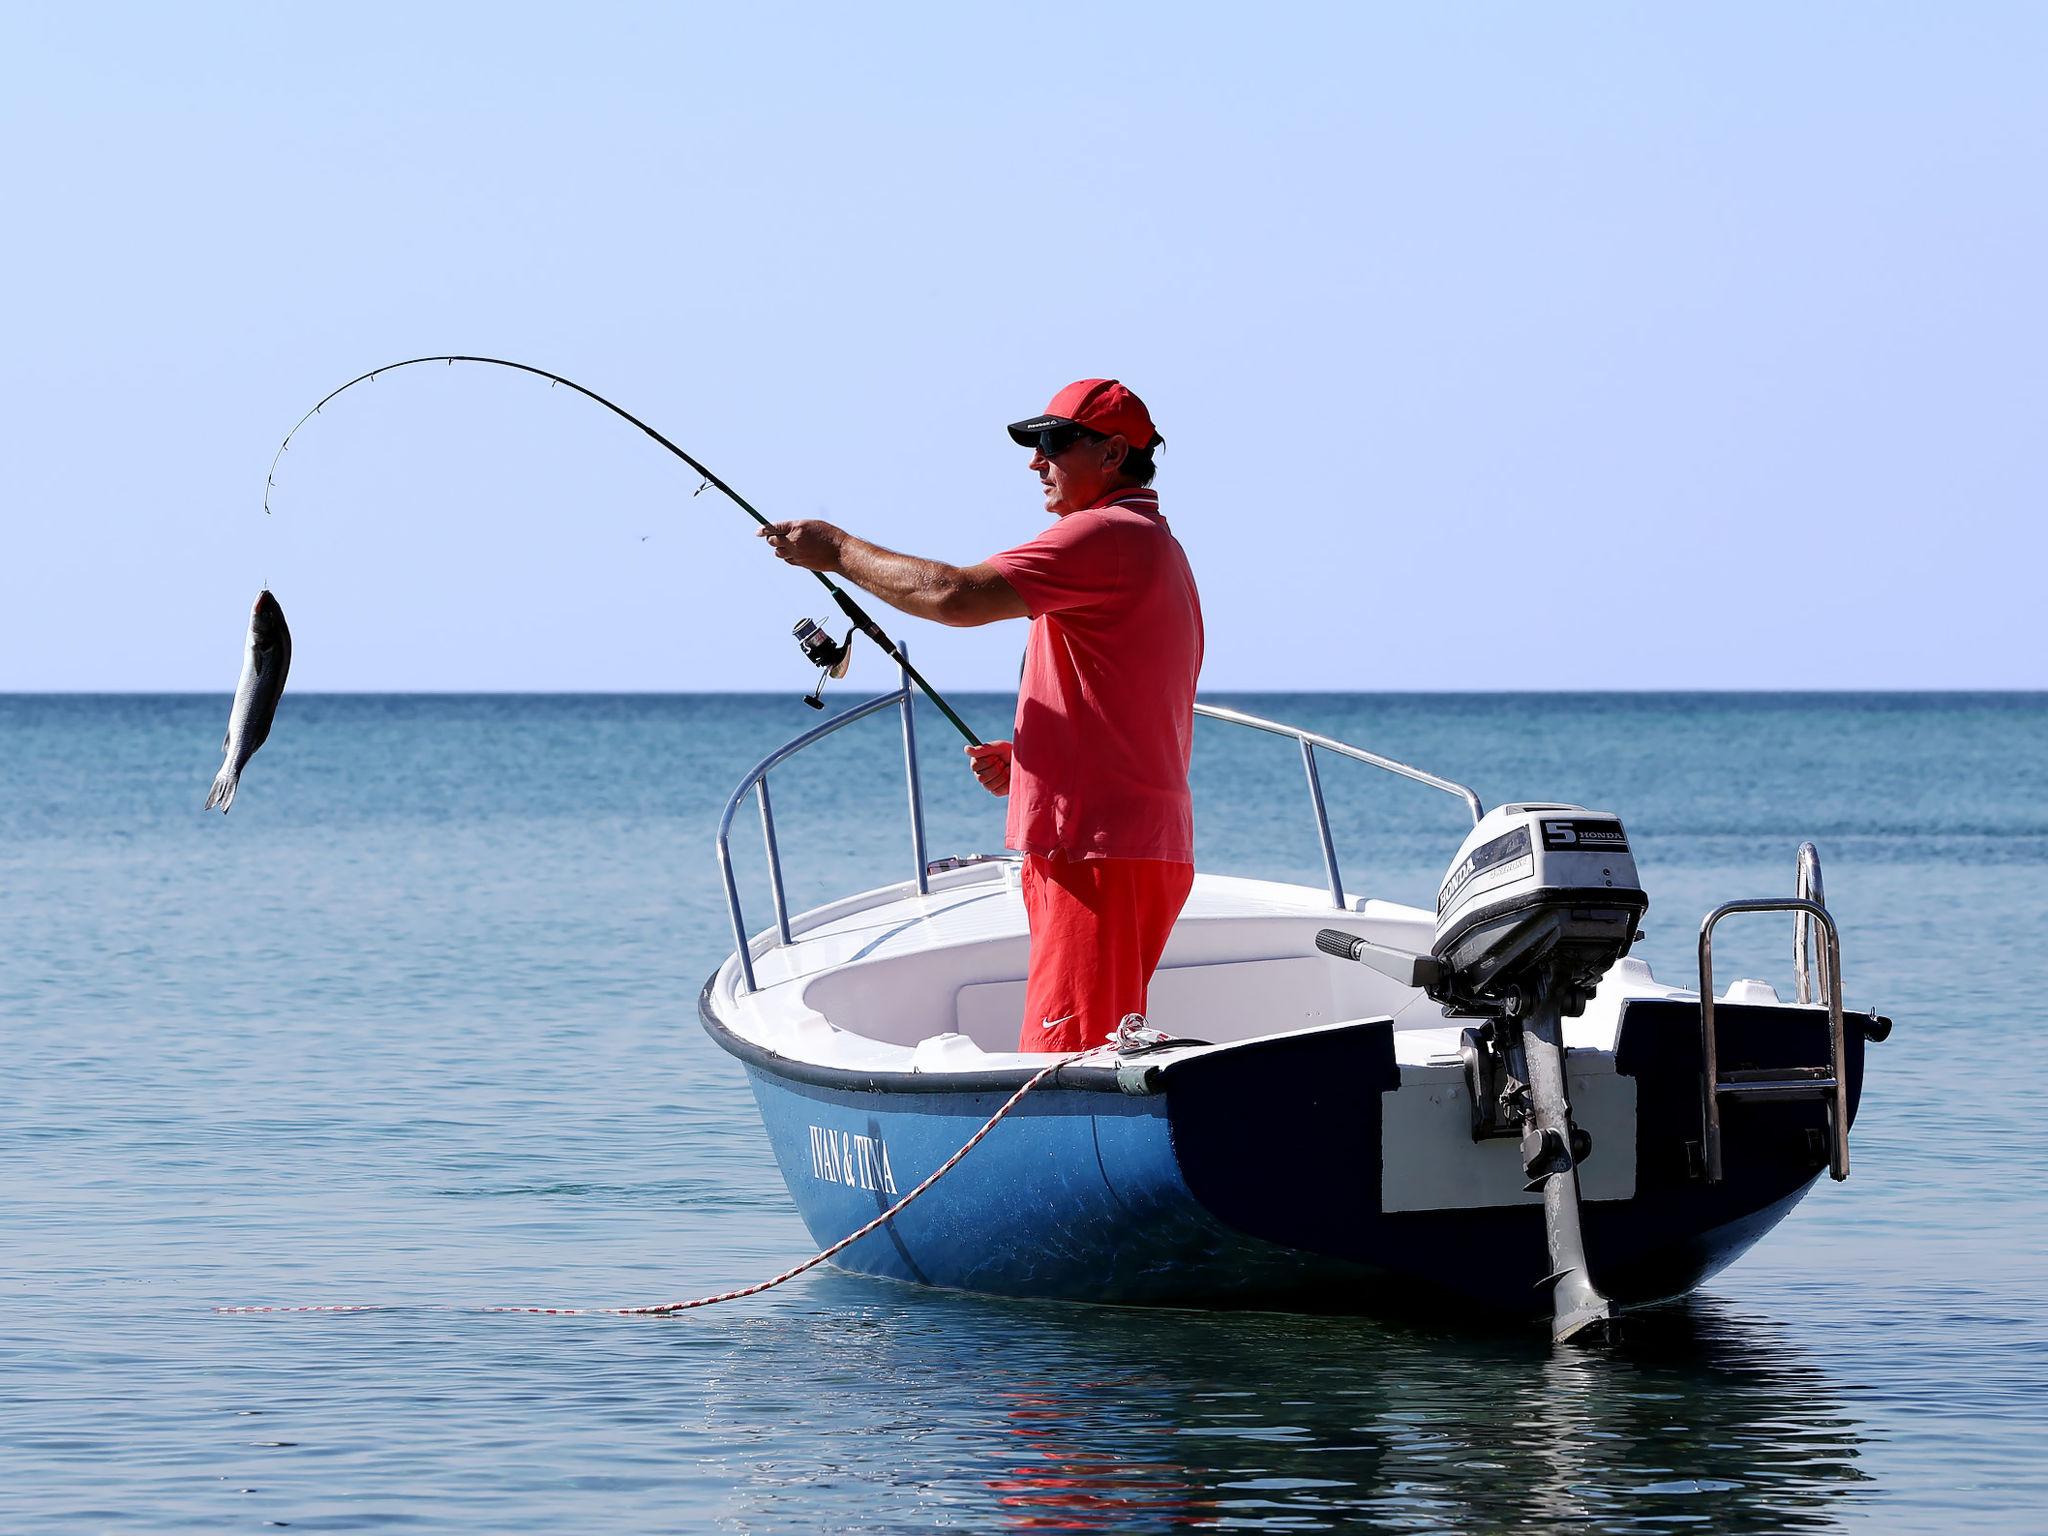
[{"xmin": 216, "ymin": 1049, "xmax": 1096, "ymax": 1318}]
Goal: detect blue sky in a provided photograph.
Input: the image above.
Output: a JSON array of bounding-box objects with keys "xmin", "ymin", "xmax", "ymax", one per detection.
[{"xmin": 3, "ymin": 3, "xmax": 2041, "ymax": 691}]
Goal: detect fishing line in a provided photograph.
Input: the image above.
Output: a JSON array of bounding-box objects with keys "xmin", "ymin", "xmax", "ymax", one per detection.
[{"xmin": 264, "ymin": 355, "xmax": 981, "ymax": 744}]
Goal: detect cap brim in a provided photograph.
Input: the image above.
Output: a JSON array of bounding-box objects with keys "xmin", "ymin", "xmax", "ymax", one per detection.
[{"xmin": 1006, "ymin": 414, "xmax": 1075, "ymax": 446}]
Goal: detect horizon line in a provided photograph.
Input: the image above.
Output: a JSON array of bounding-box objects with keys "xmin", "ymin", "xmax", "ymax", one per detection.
[{"xmin": 3, "ymin": 687, "xmax": 2043, "ymax": 699}]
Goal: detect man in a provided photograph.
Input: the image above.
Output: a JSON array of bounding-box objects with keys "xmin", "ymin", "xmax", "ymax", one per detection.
[{"xmin": 760, "ymin": 379, "xmax": 1203, "ymax": 1053}]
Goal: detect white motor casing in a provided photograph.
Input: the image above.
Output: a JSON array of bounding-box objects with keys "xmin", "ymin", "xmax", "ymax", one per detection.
[{"xmin": 1431, "ymin": 803, "xmax": 1648, "ymax": 1012}]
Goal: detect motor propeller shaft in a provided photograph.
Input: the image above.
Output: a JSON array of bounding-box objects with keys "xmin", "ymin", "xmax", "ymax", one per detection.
[{"xmin": 1514, "ymin": 982, "xmax": 1617, "ymax": 1344}]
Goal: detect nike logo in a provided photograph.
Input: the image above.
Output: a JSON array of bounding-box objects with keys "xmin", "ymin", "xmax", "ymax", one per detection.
[{"xmin": 1039, "ymin": 1013, "xmax": 1077, "ymax": 1031}]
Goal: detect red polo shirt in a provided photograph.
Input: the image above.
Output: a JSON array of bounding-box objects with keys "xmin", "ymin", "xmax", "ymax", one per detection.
[{"xmin": 985, "ymin": 489, "xmax": 1204, "ymax": 863}]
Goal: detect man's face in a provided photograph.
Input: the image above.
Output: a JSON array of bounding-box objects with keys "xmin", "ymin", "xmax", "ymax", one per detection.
[{"xmin": 1030, "ymin": 432, "xmax": 1127, "ymax": 516}]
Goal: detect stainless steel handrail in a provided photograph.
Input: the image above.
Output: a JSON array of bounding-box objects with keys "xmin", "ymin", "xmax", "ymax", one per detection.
[
  {"xmin": 717, "ymin": 690, "xmax": 1489, "ymax": 987},
  {"xmin": 1194, "ymin": 702, "xmax": 1485, "ymax": 909},
  {"xmin": 1794, "ymin": 842, "xmax": 1829, "ymax": 1004},
  {"xmin": 717, "ymin": 652, "xmax": 930, "ymax": 994},
  {"xmin": 1697, "ymin": 895, "xmax": 1849, "ymax": 1184}
]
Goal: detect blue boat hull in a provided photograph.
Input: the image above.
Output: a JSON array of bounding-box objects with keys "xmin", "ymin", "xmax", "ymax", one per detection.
[{"xmin": 704, "ymin": 982, "xmax": 1874, "ymax": 1317}]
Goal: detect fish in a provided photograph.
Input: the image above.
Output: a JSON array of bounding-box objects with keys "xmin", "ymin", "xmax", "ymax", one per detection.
[{"xmin": 206, "ymin": 589, "xmax": 293, "ymax": 813}]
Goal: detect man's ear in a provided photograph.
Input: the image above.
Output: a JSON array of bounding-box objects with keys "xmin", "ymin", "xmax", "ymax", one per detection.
[{"xmin": 1101, "ymin": 433, "xmax": 1129, "ymax": 472}]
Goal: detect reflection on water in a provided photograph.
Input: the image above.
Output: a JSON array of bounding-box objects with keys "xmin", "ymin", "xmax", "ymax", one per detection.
[
  {"xmin": 700, "ymin": 1283, "xmax": 1870, "ymax": 1533},
  {"xmin": 983, "ymin": 1385, "xmax": 1206, "ymax": 1530}
]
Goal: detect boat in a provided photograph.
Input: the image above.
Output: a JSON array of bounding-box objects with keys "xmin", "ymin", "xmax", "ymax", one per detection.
[{"xmin": 699, "ymin": 666, "xmax": 1892, "ymax": 1341}]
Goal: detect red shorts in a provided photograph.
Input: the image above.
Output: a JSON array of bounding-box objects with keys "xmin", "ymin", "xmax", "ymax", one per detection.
[{"xmin": 1019, "ymin": 854, "xmax": 1195, "ymax": 1053}]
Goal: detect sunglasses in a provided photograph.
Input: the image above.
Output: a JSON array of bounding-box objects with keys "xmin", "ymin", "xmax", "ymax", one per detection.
[{"xmin": 1034, "ymin": 425, "xmax": 1102, "ymax": 459}]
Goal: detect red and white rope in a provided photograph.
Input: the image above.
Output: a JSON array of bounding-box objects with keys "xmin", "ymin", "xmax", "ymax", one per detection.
[{"xmin": 217, "ymin": 1048, "xmax": 1094, "ymax": 1319}]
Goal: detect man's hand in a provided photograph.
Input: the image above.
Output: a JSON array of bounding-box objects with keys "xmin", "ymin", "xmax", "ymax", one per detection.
[
  {"xmin": 965, "ymin": 740, "xmax": 1013, "ymax": 796},
  {"xmin": 759, "ymin": 520, "xmax": 846, "ymax": 573}
]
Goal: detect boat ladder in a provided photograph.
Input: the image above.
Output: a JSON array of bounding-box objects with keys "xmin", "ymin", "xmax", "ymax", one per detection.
[{"xmin": 1695, "ymin": 842, "xmax": 1851, "ymax": 1185}]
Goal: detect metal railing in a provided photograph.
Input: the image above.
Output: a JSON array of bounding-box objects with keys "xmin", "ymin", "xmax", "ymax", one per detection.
[
  {"xmin": 717, "ymin": 653, "xmax": 929, "ymax": 993},
  {"xmin": 1193, "ymin": 703, "xmax": 1484, "ymax": 909},
  {"xmin": 716, "ymin": 690, "xmax": 1488, "ymax": 991},
  {"xmin": 1794, "ymin": 841, "xmax": 1831, "ymax": 1004}
]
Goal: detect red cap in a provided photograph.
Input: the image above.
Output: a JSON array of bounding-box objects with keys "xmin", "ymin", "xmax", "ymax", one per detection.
[{"xmin": 1006, "ymin": 379, "xmax": 1161, "ymax": 449}]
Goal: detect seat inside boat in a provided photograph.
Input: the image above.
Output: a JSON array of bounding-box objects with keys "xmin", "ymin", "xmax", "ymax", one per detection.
[{"xmin": 796, "ymin": 907, "xmax": 1448, "ymax": 1053}]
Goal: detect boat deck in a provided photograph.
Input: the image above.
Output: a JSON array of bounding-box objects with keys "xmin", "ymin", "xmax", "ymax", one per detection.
[{"xmin": 712, "ymin": 860, "xmax": 1698, "ymax": 1075}]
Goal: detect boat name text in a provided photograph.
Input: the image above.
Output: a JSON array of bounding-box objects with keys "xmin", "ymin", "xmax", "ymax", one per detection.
[{"xmin": 807, "ymin": 1125, "xmax": 898, "ymax": 1195}]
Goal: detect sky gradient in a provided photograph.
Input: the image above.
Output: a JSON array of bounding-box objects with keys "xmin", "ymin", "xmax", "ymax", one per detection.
[{"xmin": 4, "ymin": 3, "xmax": 2042, "ymax": 691}]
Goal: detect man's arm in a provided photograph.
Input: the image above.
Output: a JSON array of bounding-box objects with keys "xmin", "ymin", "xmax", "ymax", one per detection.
[{"xmin": 760, "ymin": 521, "xmax": 1030, "ymax": 627}]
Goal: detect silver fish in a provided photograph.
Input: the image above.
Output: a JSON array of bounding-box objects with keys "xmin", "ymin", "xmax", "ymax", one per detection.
[{"xmin": 206, "ymin": 589, "xmax": 292, "ymax": 813}]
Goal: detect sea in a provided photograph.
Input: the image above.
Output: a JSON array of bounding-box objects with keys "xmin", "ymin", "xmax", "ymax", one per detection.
[{"xmin": 2, "ymin": 691, "xmax": 2042, "ymax": 1534}]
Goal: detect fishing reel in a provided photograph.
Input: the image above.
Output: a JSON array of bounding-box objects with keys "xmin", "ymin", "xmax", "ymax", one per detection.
[{"xmin": 793, "ymin": 617, "xmax": 854, "ymax": 709}]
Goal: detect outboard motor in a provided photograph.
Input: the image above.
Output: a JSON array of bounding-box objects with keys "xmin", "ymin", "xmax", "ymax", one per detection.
[
  {"xmin": 1319, "ymin": 804, "xmax": 1647, "ymax": 1342},
  {"xmin": 1433, "ymin": 804, "xmax": 1647, "ymax": 1017}
]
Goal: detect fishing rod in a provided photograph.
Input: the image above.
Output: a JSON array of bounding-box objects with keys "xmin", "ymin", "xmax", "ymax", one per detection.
[{"xmin": 264, "ymin": 355, "xmax": 983, "ymax": 745}]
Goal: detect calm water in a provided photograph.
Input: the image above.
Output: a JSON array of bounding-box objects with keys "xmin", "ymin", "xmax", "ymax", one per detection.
[{"xmin": 2, "ymin": 692, "xmax": 2043, "ymax": 1533}]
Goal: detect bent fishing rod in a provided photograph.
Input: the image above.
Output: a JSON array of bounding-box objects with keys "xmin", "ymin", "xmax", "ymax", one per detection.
[{"xmin": 264, "ymin": 355, "xmax": 982, "ymax": 745}]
